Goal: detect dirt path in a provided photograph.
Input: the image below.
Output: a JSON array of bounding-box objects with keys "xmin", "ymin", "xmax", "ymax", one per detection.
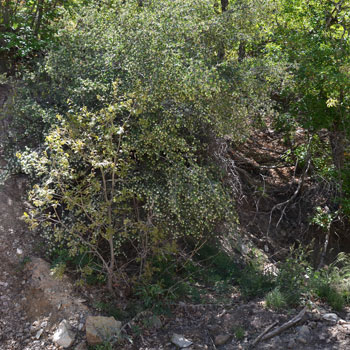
[{"xmin": 0, "ymin": 175, "xmax": 34, "ymax": 349}]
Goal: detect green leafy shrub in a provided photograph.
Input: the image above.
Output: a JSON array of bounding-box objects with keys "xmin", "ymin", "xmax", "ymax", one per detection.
[
  {"xmin": 12, "ymin": 0, "xmax": 283, "ymax": 295},
  {"xmin": 238, "ymin": 261, "xmax": 275, "ymax": 300},
  {"xmin": 0, "ymin": 0, "xmax": 77, "ymax": 62},
  {"xmin": 313, "ymin": 282, "xmax": 344, "ymax": 311},
  {"xmin": 265, "ymin": 288, "xmax": 287, "ymax": 310},
  {"xmin": 233, "ymin": 326, "xmax": 245, "ymax": 341},
  {"xmin": 16, "ymin": 0, "xmax": 278, "ymax": 293}
]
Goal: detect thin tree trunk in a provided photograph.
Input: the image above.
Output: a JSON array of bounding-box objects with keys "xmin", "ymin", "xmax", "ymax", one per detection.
[
  {"xmin": 3, "ymin": 0, "xmax": 12, "ymax": 28},
  {"xmin": 34, "ymin": 0, "xmax": 45, "ymax": 37},
  {"xmin": 329, "ymin": 127, "xmax": 345, "ymax": 173},
  {"xmin": 238, "ymin": 41, "xmax": 246, "ymax": 62},
  {"xmin": 221, "ymin": 0, "xmax": 228, "ymax": 12}
]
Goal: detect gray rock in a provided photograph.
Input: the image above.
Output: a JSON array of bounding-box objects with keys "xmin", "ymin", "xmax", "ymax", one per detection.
[
  {"xmin": 30, "ymin": 321, "xmax": 40, "ymax": 334},
  {"xmin": 309, "ymin": 321, "xmax": 317, "ymax": 329},
  {"xmin": 207, "ymin": 324, "xmax": 222, "ymax": 336},
  {"xmin": 287, "ymin": 339, "xmax": 296, "ymax": 348},
  {"xmin": 52, "ymin": 320, "xmax": 76, "ymax": 348},
  {"xmin": 323, "ymin": 313, "xmax": 338, "ymax": 324},
  {"xmin": 296, "ymin": 325, "xmax": 311, "ymax": 344},
  {"xmin": 215, "ymin": 334, "xmax": 231, "ymax": 346},
  {"xmin": 75, "ymin": 341, "xmax": 88, "ymax": 350},
  {"xmin": 297, "ymin": 336, "xmax": 308, "ymax": 344},
  {"xmin": 299, "ymin": 325, "xmax": 311, "ymax": 337},
  {"xmin": 171, "ymin": 333, "xmax": 193, "ymax": 348},
  {"xmin": 85, "ymin": 316, "xmax": 121, "ymax": 345},
  {"xmin": 149, "ymin": 315, "xmax": 162, "ymax": 329},
  {"xmin": 35, "ymin": 329, "xmax": 43, "ymax": 339},
  {"xmin": 319, "ymin": 333, "xmax": 327, "ymax": 341}
]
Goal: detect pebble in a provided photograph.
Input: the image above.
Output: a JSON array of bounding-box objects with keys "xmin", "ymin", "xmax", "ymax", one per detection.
[
  {"xmin": 171, "ymin": 334, "xmax": 193, "ymax": 348},
  {"xmin": 287, "ymin": 339, "xmax": 296, "ymax": 348},
  {"xmin": 35, "ymin": 329, "xmax": 43, "ymax": 339},
  {"xmin": 323, "ymin": 313, "xmax": 338, "ymax": 324},
  {"xmin": 214, "ymin": 334, "xmax": 231, "ymax": 346},
  {"xmin": 16, "ymin": 248, "xmax": 23, "ymax": 255},
  {"xmin": 297, "ymin": 325, "xmax": 310, "ymax": 344}
]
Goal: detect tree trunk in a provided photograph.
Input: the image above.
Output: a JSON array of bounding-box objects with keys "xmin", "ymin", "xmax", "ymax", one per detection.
[
  {"xmin": 34, "ymin": 0, "xmax": 45, "ymax": 37},
  {"xmin": 329, "ymin": 128, "xmax": 345, "ymax": 173},
  {"xmin": 2, "ymin": 0, "xmax": 12, "ymax": 28},
  {"xmin": 221, "ymin": 0, "xmax": 228, "ymax": 12},
  {"xmin": 238, "ymin": 41, "xmax": 246, "ymax": 62},
  {"xmin": 329, "ymin": 117, "xmax": 345, "ymax": 196}
]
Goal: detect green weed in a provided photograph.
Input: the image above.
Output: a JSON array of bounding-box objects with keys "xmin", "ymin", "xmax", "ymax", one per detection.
[{"xmin": 265, "ymin": 288, "xmax": 287, "ymax": 310}]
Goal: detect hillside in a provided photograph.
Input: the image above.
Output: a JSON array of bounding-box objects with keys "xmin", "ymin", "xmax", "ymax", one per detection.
[{"xmin": 1, "ymin": 0, "xmax": 350, "ymax": 349}]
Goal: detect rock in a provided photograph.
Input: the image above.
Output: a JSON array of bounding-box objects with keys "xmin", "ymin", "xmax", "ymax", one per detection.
[
  {"xmin": 214, "ymin": 334, "xmax": 231, "ymax": 346},
  {"xmin": 171, "ymin": 333, "xmax": 193, "ymax": 348},
  {"xmin": 149, "ymin": 315, "xmax": 162, "ymax": 329},
  {"xmin": 85, "ymin": 316, "xmax": 121, "ymax": 345},
  {"xmin": 207, "ymin": 324, "xmax": 222, "ymax": 336},
  {"xmin": 75, "ymin": 341, "xmax": 88, "ymax": 350},
  {"xmin": 297, "ymin": 325, "xmax": 310, "ymax": 344},
  {"xmin": 323, "ymin": 313, "xmax": 338, "ymax": 324},
  {"xmin": 319, "ymin": 333, "xmax": 327, "ymax": 341},
  {"xmin": 30, "ymin": 321, "xmax": 40, "ymax": 334},
  {"xmin": 287, "ymin": 339, "xmax": 296, "ymax": 348},
  {"xmin": 309, "ymin": 321, "xmax": 317, "ymax": 329},
  {"xmin": 35, "ymin": 329, "xmax": 43, "ymax": 339},
  {"xmin": 297, "ymin": 336, "xmax": 308, "ymax": 344},
  {"xmin": 52, "ymin": 320, "xmax": 76, "ymax": 348},
  {"xmin": 299, "ymin": 325, "xmax": 310, "ymax": 337}
]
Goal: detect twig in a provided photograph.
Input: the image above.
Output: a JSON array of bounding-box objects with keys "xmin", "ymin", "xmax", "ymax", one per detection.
[
  {"xmin": 260, "ymin": 307, "xmax": 307, "ymax": 342},
  {"xmin": 251, "ymin": 321, "xmax": 278, "ymax": 348},
  {"xmin": 267, "ymin": 136, "xmax": 312, "ymax": 236},
  {"xmin": 207, "ymin": 330, "xmax": 217, "ymax": 350},
  {"xmin": 120, "ymin": 310, "xmax": 154, "ymax": 332}
]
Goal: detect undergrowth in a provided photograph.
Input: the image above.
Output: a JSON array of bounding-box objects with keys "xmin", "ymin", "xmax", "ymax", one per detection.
[{"xmin": 48, "ymin": 234, "xmax": 350, "ymax": 315}]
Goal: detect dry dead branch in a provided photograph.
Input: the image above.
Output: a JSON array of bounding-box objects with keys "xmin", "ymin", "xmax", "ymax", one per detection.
[{"xmin": 252, "ymin": 306, "xmax": 307, "ymax": 347}]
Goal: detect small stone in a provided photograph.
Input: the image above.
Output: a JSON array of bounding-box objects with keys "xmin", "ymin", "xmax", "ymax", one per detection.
[
  {"xmin": 35, "ymin": 329, "xmax": 43, "ymax": 339},
  {"xmin": 323, "ymin": 313, "xmax": 338, "ymax": 324},
  {"xmin": 171, "ymin": 333, "xmax": 193, "ymax": 348},
  {"xmin": 297, "ymin": 325, "xmax": 310, "ymax": 344},
  {"xmin": 30, "ymin": 321, "xmax": 40, "ymax": 334},
  {"xmin": 297, "ymin": 336, "xmax": 308, "ymax": 344},
  {"xmin": 41, "ymin": 321, "xmax": 48, "ymax": 329},
  {"xmin": 16, "ymin": 248, "xmax": 23, "ymax": 255},
  {"xmin": 309, "ymin": 321, "xmax": 317, "ymax": 329},
  {"xmin": 0, "ymin": 281, "xmax": 8, "ymax": 287},
  {"xmin": 319, "ymin": 333, "xmax": 327, "ymax": 341},
  {"xmin": 287, "ymin": 339, "xmax": 296, "ymax": 348},
  {"xmin": 149, "ymin": 315, "xmax": 162, "ymax": 329},
  {"xmin": 299, "ymin": 325, "xmax": 310, "ymax": 337},
  {"xmin": 75, "ymin": 341, "xmax": 88, "ymax": 350},
  {"xmin": 86, "ymin": 316, "xmax": 121, "ymax": 345},
  {"xmin": 214, "ymin": 334, "xmax": 231, "ymax": 346},
  {"xmin": 207, "ymin": 325, "xmax": 222, "ymax": 336},
  {"xmin": 52, "ymin": 320, "xmax": 76, "ymax": 348}
]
